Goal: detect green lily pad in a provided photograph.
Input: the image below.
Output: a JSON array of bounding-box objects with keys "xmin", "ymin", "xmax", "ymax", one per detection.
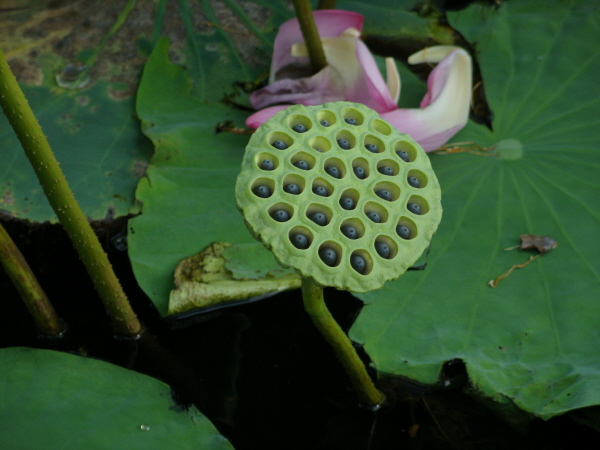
[
  {"xmin": 350, "ymin": 0, "xmax": 600, "ymax": 419},
  {"xmin": 0, "ymin": 347, "xmax": 233, "ymax": 449}
]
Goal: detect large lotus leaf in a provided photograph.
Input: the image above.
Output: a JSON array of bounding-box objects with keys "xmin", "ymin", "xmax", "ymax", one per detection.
[
  {"xmin": 0, "ymin": 347, "xmax": 233, "ymax": 449},
  {"xmin": 0, "ymin": 2, "xmax": 154, "ymax": 222},
  {"xmin": 350, "ymin": 0, "xmax": 600, "ymax": 419}
]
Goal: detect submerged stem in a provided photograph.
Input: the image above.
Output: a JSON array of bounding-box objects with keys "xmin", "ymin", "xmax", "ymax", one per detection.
[
  {"xmin": 0, "ymin": 46, "xmax": 142, "ymax": 337},
  {"xmin": 292, "ymin": 0, "xmax": 327, "ymax": 73},
  {"xmin": 301, "ymin": 277, "xmax": 384, "ymax": 407},
  {"xmin": 0, "ymin": 223, "xmax": 64, "ymax": 337}
]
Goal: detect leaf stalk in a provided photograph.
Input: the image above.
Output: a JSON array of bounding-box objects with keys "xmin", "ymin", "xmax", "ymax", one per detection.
[{"xmin": 292, "ymin": 0, "xmax": 328, "ymax": 73}]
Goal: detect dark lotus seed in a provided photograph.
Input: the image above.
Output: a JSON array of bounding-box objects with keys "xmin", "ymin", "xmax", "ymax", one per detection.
[
  {"xmin": 396, "ymin": 150, "xmax": 409, "ymax": 162},
  {"xmin": 309, "ymin": 212, "xmax": 328, "ymax": 226},
  {"xmin": 271, "ymin": 210, "xmax": 290, "ymax": 222},
  {"xmin": 350, "ymin": 254, "xmax": 366, "ymax": 273},
  {"xmin": 313, "ymin": 186, "xmax": 329, "ymax": 197},
  {"xmin": 253, "ymin": 185, "xmax": 271, "ymax": 198},
  {"xmin": 293, "ymin": 160, "xmax": 310, "ymax": 170},
  {"xmin": 408, "ymin": 176, "xmax": 420, "ymax": 188},
  {"xmin": 353, "ymin": 166, "xmax": 366, "ymax": 179},
  {"xmin": 284, "ymin": 184, "xmax": 300, "ymax": 195},
  {"xmin": 345, "ymin": 118, "xmax": 357, "ymax": 125},
  {"xmin": 292, "ymin": 124, "xmax": 307, "ymax": 133},
  {"xmin": 320, "ymin": 120, "xmax": 330, "ymax": 127},
  {"xmin": 337, "ymin": 139, "xmax": 351, "ymax": 149},
  {"xmin": 314, "ymin": 148, "xmax": 322, "ymax": 153},
  {"xmin": 365, "ymin": 143, "xmax": 378, "ymax": 153},
  {"xmin": 325, "ymin": 166, "xmax": 341, "ymax": 178},
  {"xmin": 319, "ymin": 247, "xmax": 337, "ymax": 266},
  {"xmin": 272, "ymin": 140, "xmax": 288, "ymax": 150},
  {"xmin": 291, "ymin": 233, "xmax": 309, "ymax": 249},
  {"xmin": 366, "ymin": 211, "xmax": 381, "ymax": 223},
  {"xmin": 407, "ymin": 203, "xmax": 421, "ymax": 215},
  {"xmin": 260, "ymin": 159, "xmax": 274, "ymax": 170},
  {"xmin": 375, "ymin": 242, "xmax": 390, "ymax": 259},
  {"xmin": 376, "ymin": 189, "xmax": 392, "ymax": 201},
  {"xmin": 378, "ymin": 166, "xmax": 394, "ymax": 176},
  {"xmin": 396, "ymin": 225, "xmax": 410, "ymax": 239},
  {"xmin": 341, "ymin": 226, "xmax": 358, "ymax": 239},
  {"xmin": 340, "ymin": 197, "xmax": 355, "ymax": 210}
]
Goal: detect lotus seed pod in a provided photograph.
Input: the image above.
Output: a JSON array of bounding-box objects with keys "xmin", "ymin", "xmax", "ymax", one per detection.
[{"xmin": 235, "ymin": 102, "xmax": 442, "ymax": 292}]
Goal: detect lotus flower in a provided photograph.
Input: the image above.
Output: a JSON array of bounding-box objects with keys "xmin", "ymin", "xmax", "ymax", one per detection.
[{"xmin": 246, "ymin": 10, "xmax": 472, "ymax": 152}]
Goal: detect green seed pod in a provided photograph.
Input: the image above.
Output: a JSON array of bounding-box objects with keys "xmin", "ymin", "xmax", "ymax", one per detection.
[{"xmin": 235, "ymin": 102, "xmax": 442, "ymax": 292}]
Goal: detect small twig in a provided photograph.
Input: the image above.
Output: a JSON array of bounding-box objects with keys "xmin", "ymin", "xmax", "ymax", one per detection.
[
  {"xmin": 488, "ymin": 255, "xmax": 541, "ymax": 288},
  {"xmin": 433, "ymin": 141, "xmax": 495, "ymax": 156}
]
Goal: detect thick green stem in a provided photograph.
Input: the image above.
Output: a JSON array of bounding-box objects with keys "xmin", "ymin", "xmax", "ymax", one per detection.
[
  {"xmin": 0, "ymin": 46, "xmax": 142, "ymax": 337},
  {"xmin": 317, "ymin": 0, "xmax": 337, "ymax": 9},
  {"xmin": 302, "ymin": 277, "xmax": 384, "ymax": 407},
  {"xmin": 292, "ymin": 0, "xmax": 327, "ymax": 73},
  {"xmin": 0, "ymin": 223, "xmax": 64, "ymax": 337}
]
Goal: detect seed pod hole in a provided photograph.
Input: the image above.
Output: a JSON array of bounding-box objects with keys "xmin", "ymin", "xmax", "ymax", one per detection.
[
  {"xmin": 342, "ymin": 107, "xmax": 364, "ymax": 125},
  {"xmin": 324, "ymin": 157, "xmax": 346, "ymax": 179},
  {"xmin": 364, "ymin": 134, "xmax": 385, "ymax": 154},
  {"xmin": 290, "ymin": 151, "xmax": 316, "ymax": 171},
  {"xmin": 374, "ymin": 235, "xmax": 398, "ymax": 259},
  {"xmin": 407, "ymin": 169, "xmax": 428, "ymax": 189},
  {"xmin": 309, "ymin": 136, "xmax": 332, "ymax": 153},
  {"xmin": 395, "ymin": 140, "xmax": 418, "ymax": 162},
  {"xmin": 251, "ymin": 178, "xmax": 275, "ymax": 198},
  {"xmin": 268, "ymin": 202, "xmax": 293, "ymax": 222},
  {"xmin": 351, "ymin": 157, "xmax": 369, "ymax": 180},
  {"xmin": 364, "ymin": 201, "xmax": 389, "ymax": 223},
  {"xmin": 268, "ymin": 131, "xmax": 294, "ymax": 150},
  {"xmin": 289, "ymin": 226, "xmax": 313, "ymax": 250},
  {"xmin": 340, "ymin": 218, "xmax": 365, "ymax": 240},
  {"xmin": 339, "ymin": 189, "xmax": 360, "ymax": 211},
  {"xmin": 317, "ymin": 110, "xmax": 336, "ymax": 128},
  {"xmin": 312, "ymin": 178, "xmax": 334, "ymax": 198},
  {"xmin": 407, "ymin": 195, "xmax": 429, "ymax": 215},
  {"xmin": 256, "ymin": 152, "xmax": 279, "ymax": 171},
  {"xmin": 318, "ymin": 241, "xmax": 342, "ymax": 267},
  {"xmin": 288, "ymin": 114, "xmax": 312, "ymax": 133},
  {"xmin": 376, "ymin": 159, "xmax": 399, "ymax": 176},
  {"xmin": 282, "ymin": 174, "xmax": 305, "ymax": 195},
  {"xmin": 373, "ymin": 181, "xmax": 400, "ymax": 202},
  {"xmin": 396, "ymin": 217, "xmax": 417, "ymax": 240},
  {"xmin": 335, "ymin": 130, "xmax": 356, "ymax": 150},
  {"xmin": 372, "ymin": 119, "xmax": 392, "ymax": 136},
  {"xmin": 350, "ymin": 250, "xmax": 372, "ymax": 275},
  {"xmin": 306, "ymin": 203, "xmax": 332, "ymax": 227}
]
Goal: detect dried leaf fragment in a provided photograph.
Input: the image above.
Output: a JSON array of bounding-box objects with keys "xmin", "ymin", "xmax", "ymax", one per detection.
[{"xmin": 488, "ymin": 234, "xmax": 557, "ymax": 288}]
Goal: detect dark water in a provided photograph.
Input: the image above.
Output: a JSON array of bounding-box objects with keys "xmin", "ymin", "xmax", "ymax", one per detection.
[{"xmin": 1, "ymin": 217, "xmax": 598, "ymax": 449}]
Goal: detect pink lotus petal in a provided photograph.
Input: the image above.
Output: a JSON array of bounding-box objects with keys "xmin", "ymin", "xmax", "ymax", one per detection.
[
  {"xmin": 245, "ymin": 105, "xmax": 291, "ymax": 129},
  {"xmin": 270, "ymin": 10, "xmax": 363, "ymax": 83},
  {"xmin": 250, "ymin": 66, "xmax": 345, "ymax": 110}
]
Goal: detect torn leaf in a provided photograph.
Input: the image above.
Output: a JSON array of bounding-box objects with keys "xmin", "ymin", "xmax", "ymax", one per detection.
[
  {"xmin": 488, "ymin": 235, "xmax": 558, "ymax": 288},
  {"xmin": 168, "ymin": 242, "xmax": 301, "ymax": 316}
]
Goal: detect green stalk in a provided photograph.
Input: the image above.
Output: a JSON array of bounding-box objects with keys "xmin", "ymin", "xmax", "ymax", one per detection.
[
  {"xmin": 317, "ymin": 0, "xmax": 337, "ymax": 9},
  {"xmin": 0, "ymin": 223, "xmax": 64, "ymax": 337},
  {"xmin": 302, "ymin": 277, "xmax": 384, "ymax": 407},
  {"xmin": 292, "ymin": 0, "xmax": 327, "ymax": 73},
  {"xmin": 0, "ymin": 46, "xmax": 142, "ymax": 337}
]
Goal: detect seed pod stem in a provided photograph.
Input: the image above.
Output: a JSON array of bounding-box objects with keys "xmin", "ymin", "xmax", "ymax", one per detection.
[
  {"xmin": 292, "ymin": 0, "xmax": 328, "ymax": 73},
  {"xmin": 301, "ymin": 277, "xmax": 385, "ymax": 407},
  {"xmin": 0, "ymin": 46, "xmax": 142, "ymax": 337}
]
